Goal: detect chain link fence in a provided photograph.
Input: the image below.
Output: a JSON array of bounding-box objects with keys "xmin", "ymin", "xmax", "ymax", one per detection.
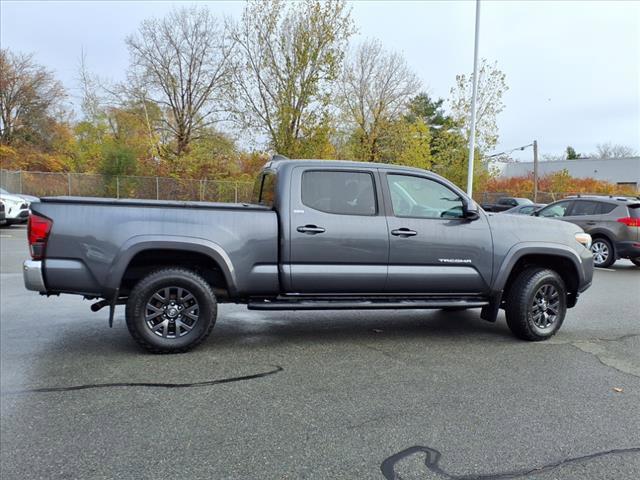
[{"xmin": 0, "ymin": 170, "xmax": 254, "ymax": 203}]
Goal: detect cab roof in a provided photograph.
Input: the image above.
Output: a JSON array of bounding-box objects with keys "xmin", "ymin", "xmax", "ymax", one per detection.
[{"xmin": 264, "ymin": 157, "xmax": 432, "ymax": 175}]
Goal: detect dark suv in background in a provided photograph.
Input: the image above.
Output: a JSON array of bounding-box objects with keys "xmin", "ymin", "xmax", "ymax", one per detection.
[{"xmin": 536, "ymin": 196, "xmax": 640, "ymax": 267}]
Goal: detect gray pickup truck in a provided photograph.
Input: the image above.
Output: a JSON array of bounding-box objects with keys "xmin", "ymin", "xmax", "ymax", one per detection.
[{"xmin": 24, "ymin": 158, "xmax": 594, "ymax": 353}]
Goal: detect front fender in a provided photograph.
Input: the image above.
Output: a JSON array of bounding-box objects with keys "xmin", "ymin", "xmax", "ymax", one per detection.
[
  {"xmin": 493, "ymin": 241, "xmax": 590, "ymax": 294},
  {"xmin": 104, "ymin": 235, "xmax": 238, "ymax": 297}
]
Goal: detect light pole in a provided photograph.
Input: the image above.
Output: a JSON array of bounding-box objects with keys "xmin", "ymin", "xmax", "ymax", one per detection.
[{"xmin": 466, "ymin": 0, "xmax": 481, "ymax": 197}]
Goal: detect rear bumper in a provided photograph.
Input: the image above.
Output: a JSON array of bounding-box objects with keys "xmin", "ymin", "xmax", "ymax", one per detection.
[
  {"xmin": 615, "ymin": 241, "xmax": 640, "ymax": 259},
  {"xmin": 23, "ymin": 260, "xmax": 46, "ymax": 292}
]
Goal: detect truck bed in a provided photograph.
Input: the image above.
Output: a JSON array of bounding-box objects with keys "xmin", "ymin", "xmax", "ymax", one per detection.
[
  {"xmin": 39, "ymin": 196, "xmax": 270, "ymax": 211},
  {"xmin": 32, "ymin": 196, "xmax": 280, "ymax": 298}
]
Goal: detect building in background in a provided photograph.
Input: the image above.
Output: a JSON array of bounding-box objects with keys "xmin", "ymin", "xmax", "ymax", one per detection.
[{"xmin": 498, "ymin": 157, "xmax": 640, "ymax": 188}]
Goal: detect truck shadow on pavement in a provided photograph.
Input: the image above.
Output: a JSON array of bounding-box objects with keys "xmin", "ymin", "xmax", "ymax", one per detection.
[
  {"xmin": 208, "ymin": 308, "xmax": 515, "ymax": 347},
  {"xmin": 380, "ymin": 445, "xmax": 640, "ymax": 480}
]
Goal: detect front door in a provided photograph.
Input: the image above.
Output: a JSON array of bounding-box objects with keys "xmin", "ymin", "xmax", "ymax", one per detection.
[
  {"xmin": 287, "ymin": 167, "xmax": 389, "ymax": 293},
  {"xmin": 382, "ymin": 172, "xmax": 493, "ymax": 294}
]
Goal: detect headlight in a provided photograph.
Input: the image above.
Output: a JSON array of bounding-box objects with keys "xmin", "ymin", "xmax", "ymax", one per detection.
[{"xmin": 575, "ymin": 232, "xmax": 592, "ymax": 250}]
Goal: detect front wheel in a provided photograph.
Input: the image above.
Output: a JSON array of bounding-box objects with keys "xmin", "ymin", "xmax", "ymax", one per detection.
[
  {"xmin": 630, "ymin": 257, "xmax": 640, "ymax": 267},
  {"xmin": 125, "ymin": 268, "xmax": 217, "ymax": 353},
  {"xmin": 505, "ymin": 267, "xmax": 567, "ymax": 341}
]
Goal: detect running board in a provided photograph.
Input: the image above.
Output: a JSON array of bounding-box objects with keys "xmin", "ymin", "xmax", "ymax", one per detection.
[{"xmin": 248, "ymin": 297, "xmax": 489, "ymax": 311}]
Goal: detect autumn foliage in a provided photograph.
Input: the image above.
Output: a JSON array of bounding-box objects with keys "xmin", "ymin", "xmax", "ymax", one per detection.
[{"xmin": 485, "ymin": 170, "xmax": 638, "ymax": 202}]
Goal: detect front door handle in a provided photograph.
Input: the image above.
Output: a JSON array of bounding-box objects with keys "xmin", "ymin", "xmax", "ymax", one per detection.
[
  {"xmin": 391, "ymin": 228, "xmax": 417, "ymax": 237},
  {"xmin": 297, "ymin": 224, "xmax": 326, "ymax": 234}
]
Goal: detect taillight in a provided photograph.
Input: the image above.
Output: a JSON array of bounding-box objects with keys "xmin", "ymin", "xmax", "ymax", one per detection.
[
  {"xmin": 617, "ymin": 217, "xmax": 640, "ymax": 227},
  {"xmin": 28, "ymin": 213, "xmax": 52, "ymax": 260}
]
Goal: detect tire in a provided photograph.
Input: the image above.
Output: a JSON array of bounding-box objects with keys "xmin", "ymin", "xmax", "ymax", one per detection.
[
  {"xmin": 505, "ymin": 267, "xmax": 567, "ymax": 341},
  {"xmin": 590, "ymin": 237, "xmax": 615, "ymax": 268},
  {"xmin": 630, "ymin": 257, "xmax": 640, "ymax": 267},
  {"xmin": 125, "ymin": 268, "xmax": 217, "ymax": 353}
]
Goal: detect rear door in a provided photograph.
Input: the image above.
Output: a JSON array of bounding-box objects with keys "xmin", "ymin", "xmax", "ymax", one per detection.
[
  {"xmin": 563, "ymin": 200, "xmax": 601, "ymax": 232},
  {"xmin": 382, "ymin": 171, "xmax": 493, "ymax": 294},
  {"xmin": 287, "ymin": 167, "xmax": 389, "ymax": 293}
]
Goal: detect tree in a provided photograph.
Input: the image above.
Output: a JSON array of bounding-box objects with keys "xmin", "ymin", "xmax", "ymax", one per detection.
[
  {"xmin": 591, "ymin": 142, "xmax": 637, "ymax": 159},
  {"xmin": 449, "ymin": 59, "xmax": 508, "ymax": 153},
  {"xmin": 339, "ymin": 39, "xmax": 421, "ymax": 161},
  {"xmin": 0, "ymin": 49, "xmax": 67, "ymax": 147},
  {"xmin": 404, "ymin": 93, "xmax": 449, "ymax": 132},
  {"xmin": 377, "ymin": 118, "xmax": 431, "ymax": 169},
  {"xmin": 126, "ymin": 6, "xmax": 233, "ymax": 158},
  {"xmin": 566, "ymin": 146, "xmax": 581, "ymax": 159},
  {"xmin": 429, "ymin": 126, "xmax": 491, "ymax": 192},
  {"xmin": 229, "ymin": 0, "xmax": 354, "ymax": 157}
]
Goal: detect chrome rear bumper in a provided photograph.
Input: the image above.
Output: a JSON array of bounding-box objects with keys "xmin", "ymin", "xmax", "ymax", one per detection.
[{"xmin": 23, "ymin": 260, "xmax": 46, "ymax": 292}]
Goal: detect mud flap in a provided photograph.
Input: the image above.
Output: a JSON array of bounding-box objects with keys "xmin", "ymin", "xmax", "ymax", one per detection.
[
  {"xmin": 108, "ymin": 289, "xmax": 119, "ymax": 328},
  {"xmin": 480, "ymin": 292, "xmax": 501, "ymax": 322}
]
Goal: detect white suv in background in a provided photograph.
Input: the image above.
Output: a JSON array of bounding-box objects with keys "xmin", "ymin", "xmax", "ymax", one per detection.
[{"xmin": 0, "ymin": 188, "xmax": 30, "ymax": 225}]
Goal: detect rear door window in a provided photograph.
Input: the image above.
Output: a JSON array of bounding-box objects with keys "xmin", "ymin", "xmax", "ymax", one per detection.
[
  {"xmin": 571, "ymin": 201, "xmax": 600, "ymax": 216},
  {"xmin": 302, "ymin": 170, "xmax": 377, "ymax": 216}
]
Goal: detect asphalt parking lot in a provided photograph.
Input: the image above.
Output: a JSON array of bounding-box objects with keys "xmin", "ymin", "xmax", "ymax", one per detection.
[{"xmin": 1, "ymin": 224, "xmax": 639, "ymax": 479}]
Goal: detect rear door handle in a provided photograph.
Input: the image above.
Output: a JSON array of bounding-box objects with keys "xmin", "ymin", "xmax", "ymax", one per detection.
[
  {"xmin": 391, "ymin": 228, "xmax": 417, "ymax": 237},
  {"xmin": 297, "ymin": 224, "xmax": 326, "ymax": 234}
]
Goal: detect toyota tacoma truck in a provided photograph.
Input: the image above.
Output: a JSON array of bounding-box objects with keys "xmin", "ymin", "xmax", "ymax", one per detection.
[{"xmin": 23, "ymin": 158, "xmax": 594, "ymax": 353}]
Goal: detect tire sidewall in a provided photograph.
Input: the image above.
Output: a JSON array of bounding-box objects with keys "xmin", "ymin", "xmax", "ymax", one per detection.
[
  {"xmin": 591, "ymin": 237, "xmax": 614, "ymax": 268},
  {"xmin": 524, "ymin": 272, "xmax": 567, "ymax": 338},
  {"xmin": 126, "ymin": 271, "xmax": 217, "ymax": 352}
]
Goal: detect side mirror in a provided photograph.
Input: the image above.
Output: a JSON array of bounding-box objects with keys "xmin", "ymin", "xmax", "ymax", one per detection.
[{"xmin": 462, "ymin": 199, "xmax": 480, "ymax": 220}]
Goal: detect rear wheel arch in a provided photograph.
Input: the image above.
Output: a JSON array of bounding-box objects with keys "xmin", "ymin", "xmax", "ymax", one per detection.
[{"xmin": 108, "ymin": 238, "xmax": 237, "ymax": 298}]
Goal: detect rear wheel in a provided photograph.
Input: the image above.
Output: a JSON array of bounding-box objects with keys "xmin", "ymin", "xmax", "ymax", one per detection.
[
  {"xmin": 125, "ymin": 268, "xmax": 217, "ymax": 353},
  {"xmin": 590, "ymin": 237, "xmax": 615, "ymax": 268},
  {"xmin": 505, "ymin": 267, "xmax": 567, "ymax": 341}
]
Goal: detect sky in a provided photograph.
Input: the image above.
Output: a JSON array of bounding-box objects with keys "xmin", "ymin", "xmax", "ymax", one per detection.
[{"xmin": 1, "ymin": 0, "xmax": 639, "ymax": 161}]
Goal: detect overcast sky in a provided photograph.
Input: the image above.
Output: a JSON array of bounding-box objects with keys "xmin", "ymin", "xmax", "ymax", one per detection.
[{"xmin": 1, "ymin": 0, "xmax": 638, "ymax": 161}]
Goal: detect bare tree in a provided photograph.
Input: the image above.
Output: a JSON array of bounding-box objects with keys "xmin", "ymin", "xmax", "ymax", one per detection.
[
  {"xmin": 229, "ymin": 0, "xmax": 354, "ymax": 156},
  {"xmin": 449, "ymin": 59, "xmax": 508, "ymax": 153},
  {"xmin": 591, "ymin": 142, "xmax": 637, "ymax": 159},
  {"xmin": 0, "ymin": 48, "xmax": 66, "ymax": 145},
  {"xmin": 338, "ymin": 39, "xmax": 421, "ymax": 161},
  {"xmin": 126, "ymin": 6, "xmax": 233, "ymax": 157}
]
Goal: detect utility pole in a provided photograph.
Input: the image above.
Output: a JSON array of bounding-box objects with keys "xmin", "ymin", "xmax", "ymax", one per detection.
[
  {"xmin": 466, "ymin": 0, "xmax": 481, "ymax": 197},
  {"xmin": 533, "ymin": 140, "xmax": 538, "ymax": 202}
]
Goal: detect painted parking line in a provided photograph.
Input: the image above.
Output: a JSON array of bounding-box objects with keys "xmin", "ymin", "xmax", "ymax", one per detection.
[
  {"xmin": 595, "ymin": 267, "xmax": 616, "ymax": 272},
  {"xmin": 0, "ymin": 235, "xmax": 13, "ymax": 238}
]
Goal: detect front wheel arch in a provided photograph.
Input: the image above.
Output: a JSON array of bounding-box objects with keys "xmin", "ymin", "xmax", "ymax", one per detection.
[{"xmin": 498, "ymin": 252, "xmax": 580, "ymax": 309}]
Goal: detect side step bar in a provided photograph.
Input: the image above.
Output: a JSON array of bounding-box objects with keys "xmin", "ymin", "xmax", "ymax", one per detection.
[{"xmin": 248, "ymin": 297, "xmax": 489, "ymax": 311}]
